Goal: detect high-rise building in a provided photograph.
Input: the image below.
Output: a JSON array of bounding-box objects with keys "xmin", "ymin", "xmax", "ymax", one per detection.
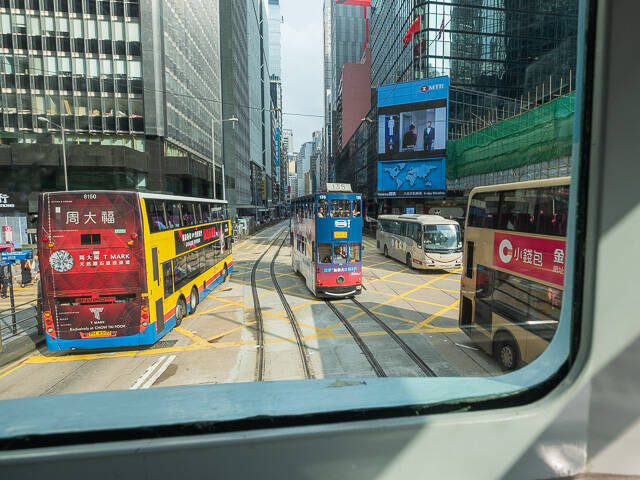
[
  {"xmin": 370, "ymin": 0, "xmax": 578, "ymax": 134},
  {"xmin": 221, "ymin": 0, "xmax": 251, "ymax": 219},
  {"xmin": 296, "ymin": 141, "xmax": 312, "ymax": 198},
  {"xmin": 0, "ymin": 0, "xmax": 223, "ymax": 237},
  {"xmin": 267, "ymin": 0, "xmax": 284, "ymax": 213},
  {"xmin": 221, "ymin": 0, "xmax": 272, "ymax": 219},
  {"xmin": 323, "ymin": 0, "xmax": 369, "ymax": 190}
]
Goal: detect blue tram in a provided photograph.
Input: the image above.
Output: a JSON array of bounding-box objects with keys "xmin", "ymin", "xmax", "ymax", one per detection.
[{"xmin": 290, "ymin": 185, "xmax": 363, "ymax": 298}]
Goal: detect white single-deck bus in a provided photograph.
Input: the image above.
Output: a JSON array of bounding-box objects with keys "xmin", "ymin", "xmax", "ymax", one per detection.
[{"xmin": 376, "ymin": 214, "xmax": 463, "ymax": 269}]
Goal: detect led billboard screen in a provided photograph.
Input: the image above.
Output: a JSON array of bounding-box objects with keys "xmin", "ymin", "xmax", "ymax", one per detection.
[
  {"xmin": 377, "ymin": 158, "xmax": 446, "ymax": 198},
  {"xmin": 377, "ymin": 77, "xmax": 449, "ymax": 197}
]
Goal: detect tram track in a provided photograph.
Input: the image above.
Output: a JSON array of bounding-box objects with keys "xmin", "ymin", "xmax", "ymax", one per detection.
[
  {"xmin": 324, "ymin": 300, "xmax": 387, "ymax": 378},
  {"xmin": 270, "ymin": 236, "xmax": 313, "ymax": 380},
  {"xmin": 351, "ymin": 298, "xmax": 436, "ymax": 377},
  {"xmin": 251, "ymin": 228, "xmax": 287, "ymax": 382}
]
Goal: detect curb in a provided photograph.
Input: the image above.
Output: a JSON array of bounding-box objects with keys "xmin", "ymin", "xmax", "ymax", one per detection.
[{"xmin": 0, "ymin": 334, "xmax": 45, "ymax": 368}]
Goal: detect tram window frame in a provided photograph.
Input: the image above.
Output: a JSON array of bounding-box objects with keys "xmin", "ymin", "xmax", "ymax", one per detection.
[
  {"xmin": 318, "ymin": 199, "xmax": 328, "ymax": 217},
  {"xmin": 318, "ymin": 243, "xmax": 332, "ymax": 263},
  {"xmin": 331, "ymin": 199, "xmax": 351, "ymax": 218},
  {"xmin": 350, "ymin": 243, "xmax": 361, "ymax": 263},
  {"xmin": 352, "ymin": 201, "xmax": 361, "ymax": 217},
  {"xmin": 333, "ymin": 243, "xmax": 348, "ymax": 264}
]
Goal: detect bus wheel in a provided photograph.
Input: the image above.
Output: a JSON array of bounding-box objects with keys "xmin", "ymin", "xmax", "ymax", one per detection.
[
  {"xmin": 189, "ymin": 287, "xmax": 199, "ymax": 314},
  {"xmin": 406, "ymin": 253, "xmax": 412, "ymax": 269},
  {"xmin": 495, "ymin": 336, "xmax": 519, "ymax": 371},
  {"xmin": 175, "ymin": 297, "xmax": 187, "ymax": 327},
  {"xmin": 384, "ymin": 245, "xmax": 389, "ymax": 257}
]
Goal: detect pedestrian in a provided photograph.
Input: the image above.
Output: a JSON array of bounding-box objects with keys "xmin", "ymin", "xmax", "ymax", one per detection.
[
  {"xmin": 0, "ymin": 262, "xmax": 11, "ymax": 298},
  {"xmin": 20, "ymin": 258, "xmax": 32, "ymax": 287},
  {"xmin": 31, "ymin": 254, "xmax": 40, "ymax": 283}
]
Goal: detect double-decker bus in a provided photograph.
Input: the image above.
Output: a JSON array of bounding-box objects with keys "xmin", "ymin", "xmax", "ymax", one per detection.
[
  {"xmin": 38, "ymin": 191, "xmax": 232, "ymax": 351},
  {"xmin": 376, "ymin": 214, "xmax": 462, "ymax": 270},
  {"xmin": 291, "ymin": 185, "xmax": 363, "ymax": 298},
  {"xmin": 459, "ymin": 177, "xmax": 569, "ymax": 370}
]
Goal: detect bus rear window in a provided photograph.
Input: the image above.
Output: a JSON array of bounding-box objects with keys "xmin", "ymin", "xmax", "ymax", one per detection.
[{"xmin": 80, "ymin": 234, "xmax": 101, "ymax": 245}]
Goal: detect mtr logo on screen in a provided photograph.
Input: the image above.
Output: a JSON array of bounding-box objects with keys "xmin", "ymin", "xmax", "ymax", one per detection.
[{"xmin": 420, "ymin": 83, "xmax": 445, "ymax": 93}]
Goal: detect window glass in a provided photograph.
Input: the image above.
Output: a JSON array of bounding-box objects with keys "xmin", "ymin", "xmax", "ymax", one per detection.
[
  {"xmin": 318, "ymin": 199, "xmax": 328, "ymax": 217},
  {"xmin": 424, "ymin": 225, "xmax": 461, "ymax": 251},
  {"xmin": 194, "ymin": 204, "xmax": 204, "ymax": 224},
  {"xmin": 146, "ymin": 200, "xmax": 167, "ymax": 233},
  {"xmin": 173, "ymin": 255, "xmax": 188, "ymax": 291},
  {"xmin": 165, "ymin": 202, "xmax": 182, "ymax": 228},
  {"xmin": 186, "ymin": 250, "xmax": 200, "ymax": 280},
  {"xmin": 318, "ymin": 243, "xmax": 331, "ymax": 263},
  {"xmin": 162, "ymin": 262, "xmax": 173, "ymax": 298},
  {"xmin": 350, "ymin": 243, "xmax": 361, "ymax": 262},
  {"xmin": 469, "ymin": 186, "xmax": 569, "ymax": 236},
  {"xmin": 333, "ymin": 244, "xmax": 348, "ymax": 265},
  {"xmin": 331, "ymin": 199, "xmax": 350, "ymax": 217},
  {"xmin": 352, "ymin": 200, "xmax": 361, "ymax": 217}
]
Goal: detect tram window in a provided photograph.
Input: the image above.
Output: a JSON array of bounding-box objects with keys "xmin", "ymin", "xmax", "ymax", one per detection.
[
  {"xmin": 331, "ymin": 199, "xmax": 351, "ymax": 218},
  {"xmin": 352, "ymin": 201, "xmax": 361, "ymax": 217},
  {"xmin": 318, "ymin": 199, "xmax": 328, "ymax": 217},
  {"xmin": 318, "ymin": 244, "xmax": 332, "ymax": 263},
  {"xmin": 334, "ymin": 244, "xmax": 348, "ymax": 265},
  {"xmin": 350, "ymin": 243, "xmax": 361, "ymax": 262}
]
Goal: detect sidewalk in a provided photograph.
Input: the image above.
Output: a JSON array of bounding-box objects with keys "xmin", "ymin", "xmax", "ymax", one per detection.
[{"xmin": 0, "ymin": 282, "xmax": 44, "ymax": 367}]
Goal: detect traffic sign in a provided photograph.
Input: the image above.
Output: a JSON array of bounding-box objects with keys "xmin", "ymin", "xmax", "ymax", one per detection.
[{"xmin": 0, "ymin": 250, "xmax": 33, "ymax": 262}]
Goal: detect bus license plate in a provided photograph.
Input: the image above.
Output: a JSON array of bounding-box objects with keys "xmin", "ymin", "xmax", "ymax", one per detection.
[
  {"xmin": 333, "ymin": 231, "xmax": 347, "ymax": 239},
  {"xmin": 87, "ymin": 330, "xmax": 115, "ymax": 338}
]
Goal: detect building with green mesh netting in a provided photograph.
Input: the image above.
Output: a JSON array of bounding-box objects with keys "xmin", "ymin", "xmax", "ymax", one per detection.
[{"xmin": 447, "ymin": 92, "xmax": 575, "ymax": 188}]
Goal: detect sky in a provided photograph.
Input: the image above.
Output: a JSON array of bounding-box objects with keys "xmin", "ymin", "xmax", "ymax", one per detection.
[{"xmin": 279, "ymin": 0, "xmax": 325, "ymax": 152}]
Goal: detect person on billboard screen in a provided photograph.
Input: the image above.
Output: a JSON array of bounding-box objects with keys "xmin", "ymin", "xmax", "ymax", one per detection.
[
  {"xmin": 424, "ymin": 121, "xmax": 435, "ymax": 151},
  {"xmin": 402, "ymin": 124, "xmax": 417, "ymax": 150}
]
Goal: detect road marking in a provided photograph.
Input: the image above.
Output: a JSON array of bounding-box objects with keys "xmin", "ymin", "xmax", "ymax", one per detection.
[
  {"xmin": 372, "ymin": 267, "xmax": 410, "ymax": 281},
  {"xmin": 0, "ymin": 354, "xmax": 34, "ymax": 380},
  {"xmin": 207, "ymin": 322, "xmax": 256, "ymax": 343},
  {"xmin": 455, "ymin": 342, "xmax": 479, "ymax": 351},
  {"xmin": 323, "ymin": 269, "xmax": 461, "ymax": 332},
  {"xmin": 411, "ymin": 299, "xmax": 460, "ymax": 330},
  {"xmin": 130, "ymin": 355, "xmax": 168, "ymax": 389},
  {"xmin": 139, "ymin": 354, "xmax": 176, "ymax": 389},
  {"xmin": 174, "ymin": 326, "xmax": 209, "ymax": 346}
]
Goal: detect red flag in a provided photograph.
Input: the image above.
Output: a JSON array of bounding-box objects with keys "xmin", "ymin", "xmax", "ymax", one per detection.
[
  {"xmin": 437, "ymin": 17, "xmax": 445, "ymax": 39},
  {"xmin": 403, "ymin": 16, "xmax": 421, "ymax": 48}
]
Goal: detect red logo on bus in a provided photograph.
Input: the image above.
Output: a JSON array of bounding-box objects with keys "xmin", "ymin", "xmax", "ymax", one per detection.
[
  {"xmin": 420, "ymin": 85, "xmax": 430, "ymax": 92},
  {"xmin": 493, "ymin": 233, "xmax": 566, "ymax": 286}
]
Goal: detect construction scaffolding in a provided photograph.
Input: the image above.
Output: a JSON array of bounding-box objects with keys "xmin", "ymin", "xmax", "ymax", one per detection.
[{"xmin": 447, "ymin": 92, "xmax": 575, "ymax": 180}]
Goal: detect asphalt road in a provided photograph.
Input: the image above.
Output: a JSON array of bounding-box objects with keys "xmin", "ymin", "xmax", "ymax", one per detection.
[{"xmin": 0, "ymin": 221, "xmax": 500, "ymax": 400}]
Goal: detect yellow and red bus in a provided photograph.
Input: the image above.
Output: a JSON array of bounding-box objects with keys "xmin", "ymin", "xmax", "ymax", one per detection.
[
  {"xmin": 38, "ymin": 191, "xmax": 232, "ymax": 351},
  {"xmin": 458, "ymin": 177, "xmax": 569, "ymax": 370}
]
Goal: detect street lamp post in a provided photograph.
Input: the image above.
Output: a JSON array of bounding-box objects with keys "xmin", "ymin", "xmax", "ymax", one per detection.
[
  {"xmin": 211, "ymin": 116, "xmax": 238, "ymax": 200},
  {"xmin": 38, "ymin": 117, "xmax": 68, "ymax": 191}
]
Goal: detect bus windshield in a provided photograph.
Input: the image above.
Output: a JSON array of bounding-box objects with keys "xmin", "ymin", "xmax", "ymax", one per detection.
[{"xmin": 424, "ymin": 224, "xmax": 461, "ymax": 251}]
